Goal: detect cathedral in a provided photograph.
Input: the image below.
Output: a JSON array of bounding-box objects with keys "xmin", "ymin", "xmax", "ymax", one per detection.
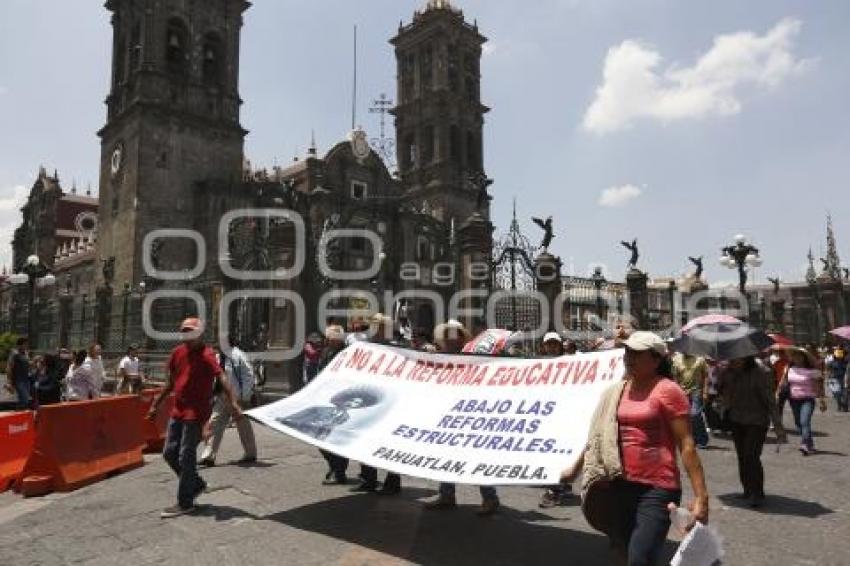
[{"xmin": 1, "ymin": 0, "xmax": 495, "ymax": 383}]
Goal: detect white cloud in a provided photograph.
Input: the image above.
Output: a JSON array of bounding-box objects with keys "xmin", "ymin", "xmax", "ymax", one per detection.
[
  {"xmin": 599, "ymin": 184, "xmax": 642, "ymax": 207},
  {"xmin": 0, "ymin": 185, "xmax": 28, "ymax": 269},
  {"xmin": 0, "ymin": 185, "xmax": 28, "ymax": 211},
  {"xmin": 583, "ymin": 18, "xmax": 809, "ymax": 134}
]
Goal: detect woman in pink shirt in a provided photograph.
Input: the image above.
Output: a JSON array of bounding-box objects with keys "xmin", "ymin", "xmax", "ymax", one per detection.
[
  {"xmin": 779, "ymin": 348, "xmax": 826, "ymax": 455},
  {"xmin": 564, "ymin": 332, "xmax": 709, "ymax": 565}
]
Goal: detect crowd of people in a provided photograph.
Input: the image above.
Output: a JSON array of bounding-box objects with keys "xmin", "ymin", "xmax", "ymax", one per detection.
[
  {"xmin": 6, "ymin": 314, "xmax": 848, "ymax": 565},
  {"xmin": 3, "ymin": 338, "xmax": 152, "ymax": 409}
]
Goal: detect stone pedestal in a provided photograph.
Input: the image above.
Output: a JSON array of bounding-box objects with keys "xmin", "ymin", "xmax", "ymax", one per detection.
[
  {"xmin": 626, "ymin": 268, "xmax": 649, "ymax": 330},
  {"xmin": 457, "ymin": 213, "xmax": 494, "ymax": 334},
  {"xmin": 534, "ymin": 252, "xmax": 562, "ymax": 332}
]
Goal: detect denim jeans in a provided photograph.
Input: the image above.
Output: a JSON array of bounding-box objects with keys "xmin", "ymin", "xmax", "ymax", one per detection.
[
  {"xmin": 14, "ymin": 380, "xmax": 32, "ymax": 410},
  {"xmin": 438, "ymin": 482, "xmax": 498, "ymax": 503},
  {"xmin": 790, "ymin": 398, "xmax": 815, "ymax": 450},
  {"xmin": 689, "ymin": 391, "xmax": 709, "ymax": 447},
  {"xmin": 608, "ymin": 479, "xmax": 681, "ymax": 566},
  {"xmin": 162, "ymin": 418, "xmax": 205, "ymax": 509},
  {"xmin": 828, "ymin": 379, "xmax": 848, "ymax": 411},
  {"xmin": 730, "ymin": 423, "xmax": 767, "ymax": 498}
]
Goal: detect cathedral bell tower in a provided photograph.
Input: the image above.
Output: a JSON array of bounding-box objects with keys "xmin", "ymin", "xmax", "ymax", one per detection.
[
  {"xmin": 390, "ymin": 0, "xmax": 490, "ymax": 223},
  {"xmin": 97, "ymin": 0, "xmax": 249, "ymax": 287}
]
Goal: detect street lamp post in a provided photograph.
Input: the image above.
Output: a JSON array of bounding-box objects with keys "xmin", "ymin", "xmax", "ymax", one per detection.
[
  {"xmin": 590, "ymin": 267, "xmax": 605, "ymax": 329},
  {"xmin": 8, "ymin": 254, "xmax": 56, "ymax": 347},
  {"xmin": 719, "ymin": 234, "xmax": 763, "ymax": 295}
]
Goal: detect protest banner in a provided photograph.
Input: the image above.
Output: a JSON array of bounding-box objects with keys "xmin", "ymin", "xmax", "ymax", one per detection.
[{"xmin": 247, "ymin": 342, "xmax": 624, "ymax": 485}]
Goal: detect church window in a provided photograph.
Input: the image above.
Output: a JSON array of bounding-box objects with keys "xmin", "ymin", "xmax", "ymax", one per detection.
[
  {"xmin": 405, "ymin": 52, "xmax": 416, "ymax": 101},
  {"xmin": 465, "ymin": 77, "xmax": 477, "ymax": 104},
  {"xmin": 450, "ymin": 125, "xmax": 461, "ymax": 163},
  {"xmin": 115, "ymin": 40, "xmax": 126, "ymax": 88},
  {"xmin": 128, "ymin": 22, "xmax": 141, "ymax": 72},
  {"xmin": 421, "ymin": 45, "xmax": 433, "ymax": 91},
  {"xmin": 447, "ymin": 44, "xmax": 459, "ymax": 92},
  {"xmin": 466, "ymin": 131, "xmax": 480, "ymax": 171},
  {"xmin": 202, "ymin": 33, "xmax": 224, "ymax": 86},
  {"xmin": 422, "ymin": 125, "xmax": 435, "ymax": 163},
  {"xmin": 350, "ymin": 181, "xmax": 368, "ymax": 200},
  {"xmin": 165, "ymin": 18, "xmax": 189, "ymax": 76}
]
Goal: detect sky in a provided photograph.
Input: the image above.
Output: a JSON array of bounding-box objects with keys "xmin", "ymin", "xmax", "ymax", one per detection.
[{"xmin": 1, "ymin": 0, "xmax": 848, "ymax": 288}]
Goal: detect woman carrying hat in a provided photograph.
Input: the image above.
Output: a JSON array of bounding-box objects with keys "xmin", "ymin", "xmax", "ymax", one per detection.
[{"xmin": 562, "ymin": 331, "xmax": 709, "ymax": 565}]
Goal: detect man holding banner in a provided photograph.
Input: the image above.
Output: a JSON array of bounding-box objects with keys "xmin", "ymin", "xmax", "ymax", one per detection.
[
  {"xmin": 424, "ymin": 320, "xmax": 500, "ymax": 516},
  {"xmin": 246, "ymin": 317, "xmax": 631, "ymax": 521},
  {"xmin": 355, "ymin": 314, "xmax": 403, "ymax": 494}
]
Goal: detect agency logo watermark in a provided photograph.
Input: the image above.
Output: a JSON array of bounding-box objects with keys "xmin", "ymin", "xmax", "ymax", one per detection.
[{"xmin": 140, "ymin": 208, "xmax": 752, "ymax": 361}]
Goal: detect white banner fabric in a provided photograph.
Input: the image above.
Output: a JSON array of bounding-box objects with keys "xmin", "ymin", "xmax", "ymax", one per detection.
[{"xmin": 246, "ymin": 342, "xmax": 624, "ymax": 485}]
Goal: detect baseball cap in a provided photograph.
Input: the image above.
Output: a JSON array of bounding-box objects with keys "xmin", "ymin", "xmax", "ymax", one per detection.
[
  {"xmin": 179, "ymin": 317, "xmax": 203, "ymax": 332},
  {"xmin": 543, "ymin": 332, "xmax": 562, "ymax": 344},
  {"xmin": 623, "ymin": 331, "xmax": 667, "ymax": 355}
]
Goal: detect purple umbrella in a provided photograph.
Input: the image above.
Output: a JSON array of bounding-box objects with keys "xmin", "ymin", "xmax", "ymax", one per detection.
[{"xmin": 829, "ymin": 326, "xmax": 850, "ymax": 341}]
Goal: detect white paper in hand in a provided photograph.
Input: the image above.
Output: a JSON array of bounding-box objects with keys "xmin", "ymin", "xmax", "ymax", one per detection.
[{"xmin": 670, "ymin": 522, "xmax": 724, "ymax": 566}]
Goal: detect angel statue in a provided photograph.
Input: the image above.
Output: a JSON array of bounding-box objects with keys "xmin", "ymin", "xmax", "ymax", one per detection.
[
  {"xmin": 621, "ymin": 239, "xmax": 639, "ymax": 269},
  {"xmin": 767, "ymin": 277, "xmax": 781, "ymax": 294},
  {"xmin": 688, "ymin": 256, "xmax": 704, "ymax": 280},
  {"xmin": 532, "ymin": 216, "xmax": 554, "ymax": 251}
]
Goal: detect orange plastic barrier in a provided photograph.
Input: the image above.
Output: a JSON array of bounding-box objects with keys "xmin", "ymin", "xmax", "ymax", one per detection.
[
  {"xmin": 0, "ymin": 411, "xmax": 36, "ymax": 492},
  {"xmin": 138, "ymin": 388, "xmax": 174, "ymax": 453},
  {"xmin": 18, "ymin": 396, "xmax": 144, "ymax": 496}
]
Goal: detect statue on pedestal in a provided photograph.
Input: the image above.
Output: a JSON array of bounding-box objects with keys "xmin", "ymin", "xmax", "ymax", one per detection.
[
  {"xmin": 531, "ymin": 216, "xmax": 554, "ymax": 252},
  {"xmin": 621, "ymin": 238, "xmax": 639, "ymax": 270}
]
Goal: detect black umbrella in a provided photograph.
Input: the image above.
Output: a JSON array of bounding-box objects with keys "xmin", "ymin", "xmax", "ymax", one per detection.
[{"xmin": 669, "ymin": 322, "xmax": 774, "ymax": 361}]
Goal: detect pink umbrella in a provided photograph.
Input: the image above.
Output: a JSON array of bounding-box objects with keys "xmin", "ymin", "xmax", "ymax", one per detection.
[
  {"xmin": 681, "ymin": 314, "xmax": 742, "ymax": 334},
  {"xmin": 829, "ymin": 326, "xmax": 850, "ymax": 341}
]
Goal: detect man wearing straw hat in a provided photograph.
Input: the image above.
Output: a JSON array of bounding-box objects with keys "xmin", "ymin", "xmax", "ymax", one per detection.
[{"xmin": 424, "ymin": 319, "xmax": 501, "ymax": 516}]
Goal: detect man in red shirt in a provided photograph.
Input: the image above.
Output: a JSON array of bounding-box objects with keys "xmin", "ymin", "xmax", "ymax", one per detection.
[{"xmin": 147, "ymin": 317, "xmax": 242, "ymax": 518}]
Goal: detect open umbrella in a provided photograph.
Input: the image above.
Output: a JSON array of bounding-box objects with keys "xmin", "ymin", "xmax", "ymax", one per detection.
[
  {"xmin": 767, "ymin": 333, "xmax": 793, "ymax": 346},
  {"xmin": 669, "ymin": 322, "xmax": 774, "ymax": 361},
  {"xmin": 829, "ymin": 326, "xmax": 850, "ymax": 341},
  {"xmin": 463, "ymin": 329, "xmax": 515, "ymax": 355},
  {"xmin": 681, "ymin": 314, "xmax": 742, "ymax": 334}
]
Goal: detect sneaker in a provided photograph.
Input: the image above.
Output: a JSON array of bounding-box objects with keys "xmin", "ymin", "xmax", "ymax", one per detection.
[
  {"xmin": 539, "ymin": 488, "xmax": 559, "ymax": 508},
  {"xmin": 350, "ymin": 480, "xmax": 378, "ymax": 493},
  {"xmin": 424, "ymin": 495, "xmax": 457, "ymax": 510},
  {"xmin": 235, "ymin": 455, "xmax": 257, "ymax": 465},
  {"xmin": 192, "ymin": 480, "xmax": 207, "ymax": 500},
  {"xmin": 160, "ymin": 504, "xmax": 196, "ymax": 519},
  {"xmin": 799, "ymin": 446, "xmax": 811, "ymax": 456},
  {"xmin": 477, "ymin": 499, "xmax": 500, "ymax": 516},
  {"xmin": 198, "ymin": 457, "xmax": 215, "ymax": 468},
  {"xmin": 322, "ymin": 474, "xmax": 348, "ymax": 486}
]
